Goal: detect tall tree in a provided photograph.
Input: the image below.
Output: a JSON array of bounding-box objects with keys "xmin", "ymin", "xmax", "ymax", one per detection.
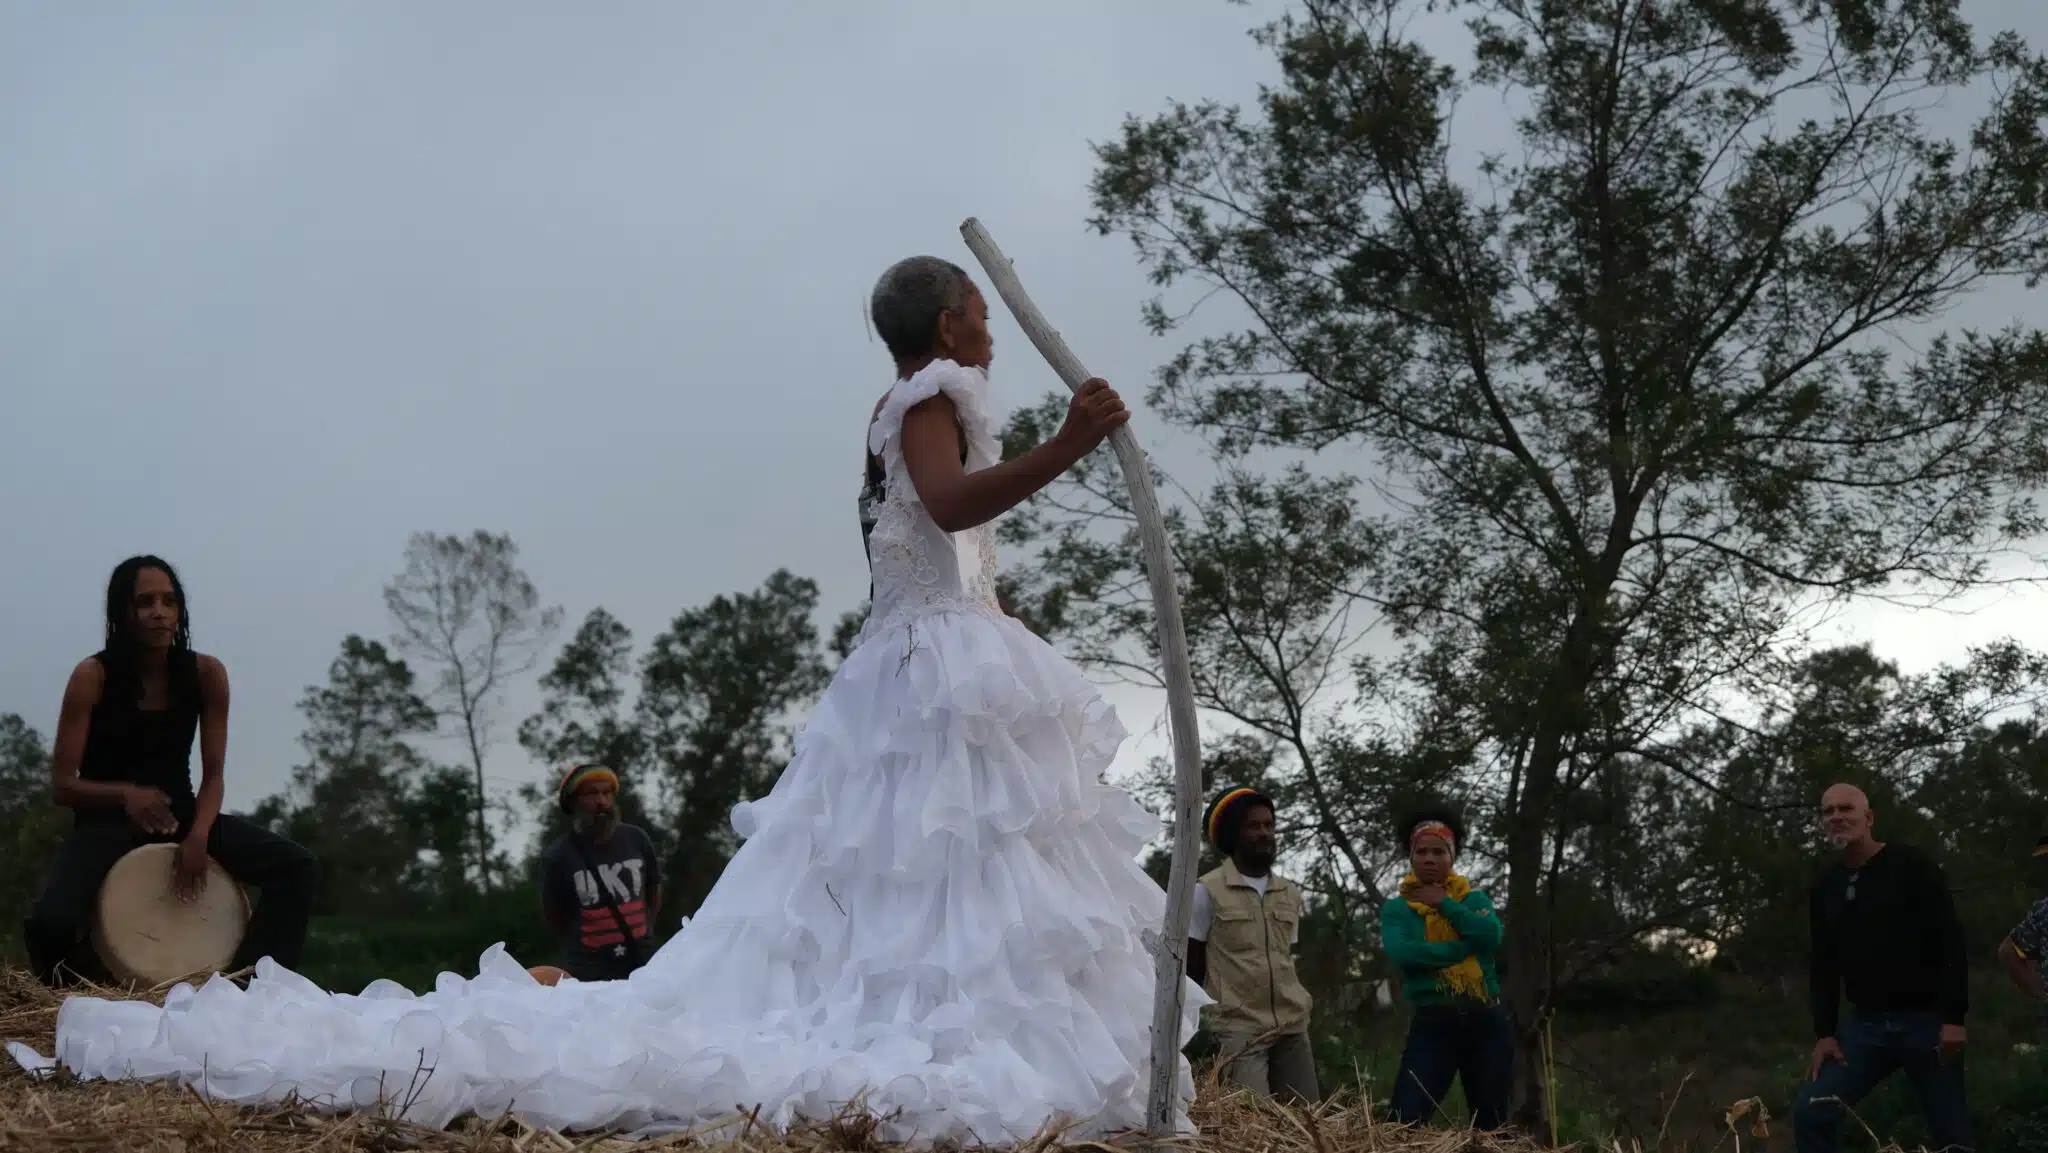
[
  {"xmin": 1026, "ymin": 0, "xmax": 2048, "ymax": 1126},
  {"xmin": 0, "ymin": 715, "xmax": 67, "ymax": 960},
  {"xmin": 636, "ymin": 569, "xmax": 832, "ymax": 914},
  {"xmin": 251, "ymin": 636, "xmax": 442, "ymax": 917},
  {"xmin": 384, "ymin": 531, "xmax": 562, "ymax": 889}
]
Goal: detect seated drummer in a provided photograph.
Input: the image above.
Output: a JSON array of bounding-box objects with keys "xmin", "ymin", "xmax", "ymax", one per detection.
[{"xmin": 23, "ymin": 555, "xmax": 319, "ymax": 986}]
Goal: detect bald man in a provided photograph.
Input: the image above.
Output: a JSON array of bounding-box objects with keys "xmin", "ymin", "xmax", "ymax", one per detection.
[{"xmin": 1793, "ymin": 783, "xmax": 1972, "ymax": 1153}]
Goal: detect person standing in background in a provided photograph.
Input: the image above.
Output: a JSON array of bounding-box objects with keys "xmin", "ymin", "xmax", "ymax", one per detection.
[
  {"xmin": 1794, "ymin": 782, "xmax": 1971, "ymax": 1153},
  {"xmin": 1380, "ymin": 806, "xmax": 1512, "ymax": 1131},
  {"xmin": 539, "ymin": 763, "xmax": 662, "ymax": 982},
  {"xmin": 1186, "ymin": 787, "xmax": 1319, "ymax": 1104}
]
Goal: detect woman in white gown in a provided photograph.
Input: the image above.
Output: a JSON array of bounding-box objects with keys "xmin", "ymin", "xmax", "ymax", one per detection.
[{"xmin": 11, "ymin": 255, "xmax": 1207, "ymax": 1145}]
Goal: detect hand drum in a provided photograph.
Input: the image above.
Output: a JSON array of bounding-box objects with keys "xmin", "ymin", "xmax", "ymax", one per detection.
[{"xmin": 91, "ymin": 842, "xmax": 250, "ymax": 986}]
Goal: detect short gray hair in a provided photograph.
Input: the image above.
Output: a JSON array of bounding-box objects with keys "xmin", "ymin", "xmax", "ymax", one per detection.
[{"xmin": 870, "ymin": 256, "xmax": 974, "ymax": 362}]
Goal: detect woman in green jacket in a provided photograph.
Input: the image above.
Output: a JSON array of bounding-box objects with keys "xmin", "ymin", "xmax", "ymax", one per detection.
[{"xmin": 1379, "ymin": 806, "xmax": 1513, "ymax": 1130}]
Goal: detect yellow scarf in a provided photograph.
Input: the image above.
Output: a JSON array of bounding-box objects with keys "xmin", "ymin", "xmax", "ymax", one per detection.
[{"xmin": 1402, "ymin": 872, "xmax": 1491, "ymax": 1002}]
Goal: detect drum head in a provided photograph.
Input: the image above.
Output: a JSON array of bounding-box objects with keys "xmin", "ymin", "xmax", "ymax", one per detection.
[{"xmin": 91, "ymin": 842, "xmax": 251, "ymax": 986}]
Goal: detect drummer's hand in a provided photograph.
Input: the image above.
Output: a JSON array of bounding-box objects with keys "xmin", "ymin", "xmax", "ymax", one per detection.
[
  {"xmin": 172, "ymin": 834, "xmax": 210, "ymax": 903},
  {"xmin": 122, "ymin": 785, "xmax": 178, "ymax": 836}
]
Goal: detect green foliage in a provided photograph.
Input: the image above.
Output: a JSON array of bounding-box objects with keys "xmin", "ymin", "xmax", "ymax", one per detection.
[
  {"xmin": 251, "ymin": 636, "xmax": 465, "ymax": 917},
  {"xmin": 516, "ymin": 607, "xmax": 663, "ymax": 854},
  {"xmin": 0, "ymin": 714, "xmax": 67, "ymax": 967},
  {"xmin": 1301, "ymin": 969, "xmax": 2047, "ymax": 1149},
  {"xmin": 636, "ymin": 569, "xmax": 832, "ymax": 914},
  {"xmin": 292, "ymin": 876, "xmax": 555, "ymax": 995},
  {"xmin": 1953, "ymin": 1042, "xmax": 2048, "ymax": 1153},
  {"xmin": 518, "ymin": 570, "xmax": 837, "ymax": 920}
]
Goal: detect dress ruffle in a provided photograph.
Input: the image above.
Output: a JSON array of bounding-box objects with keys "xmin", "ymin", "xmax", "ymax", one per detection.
[{"xmin": 866, "ymin": 359, "xmax": 1001, "ymax": 479}]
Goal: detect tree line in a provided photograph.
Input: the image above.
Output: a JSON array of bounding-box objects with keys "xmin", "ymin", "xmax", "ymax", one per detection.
[
  {"xmin": 248, "ymin": 533, "xmax": 855, "ymax": 933},
  {"xmin": 3, "ymin": 527, "xmax": 2047, "ymax": 1139}
]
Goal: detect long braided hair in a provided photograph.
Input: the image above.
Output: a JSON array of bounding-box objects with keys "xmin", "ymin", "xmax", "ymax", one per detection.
[{"xmin": 99, "ymin": 555, "xmax": 200, "ymax": 715}]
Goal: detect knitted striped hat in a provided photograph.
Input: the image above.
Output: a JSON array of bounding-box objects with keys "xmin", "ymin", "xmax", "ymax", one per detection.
[
  {"xmin": 556, "ymin": 763, "xmax": 620, "ymax": 812},
  {"xmin": 1204, "ymin": 787, "xmax": 1274, "ymax": 854}
]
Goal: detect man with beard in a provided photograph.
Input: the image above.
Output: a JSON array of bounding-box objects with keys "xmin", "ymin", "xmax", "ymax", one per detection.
[
  {"xmin": 538, "ymin": 764, "xmax": 663, "ymax": 982},
  {"xmin": 1794, "ymin": 782, "xmax": 1972, "ymax": 1153},
  {"xmin": 1186, "ymin": 787, "xmax": 1318, "ymax": 1104},
  {"xmin": 1995, "ymin": 835, "xmax": 2048, "ymax": 1009}
]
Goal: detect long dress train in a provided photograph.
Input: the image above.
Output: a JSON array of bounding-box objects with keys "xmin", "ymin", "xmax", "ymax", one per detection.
[{"xmin": 8, "ymin": 358, "xmax": 1208, "ymax": 1146}]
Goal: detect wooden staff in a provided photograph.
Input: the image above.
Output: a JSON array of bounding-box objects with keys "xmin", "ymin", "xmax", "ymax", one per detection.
[{"xmin": 959, "ymin": 218, "xmax": 1204, "ymax": 1137}]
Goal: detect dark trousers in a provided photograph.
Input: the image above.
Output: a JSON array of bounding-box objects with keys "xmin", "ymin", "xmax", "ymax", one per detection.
[
  {"xmin": 1794, "ymin": 1011, "xmax": 1971, "ymax": 1153},
  {"xmin": 560, "ymin": 950, "xmax": 648, "ymax": 983},
  {"xmin": 1387, "ymin": 1002, "xmax": 1516, "ymax": 1131},
  {"xmin": 24, "ymin": 814, "xmax": 317, "ymax": 985}
]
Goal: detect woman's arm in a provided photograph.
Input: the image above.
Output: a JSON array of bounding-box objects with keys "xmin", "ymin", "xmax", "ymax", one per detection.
[
  {"xmin": 902, "ymin": 381, "xmax": 1126, "ymax": 533},
  {"xmin": 188, "ymin": 655, "xmax": 229, "ymax": 842},
  {"xmin": 1440, "ymin": 890, "xmax": 1505, "ymax": 954},
  {"xmin": 49, "ymin": 660, "xmax": 129, "ymax": 811},
  {"xmin": 1381, "ymin": 899, "xmax": 1474, "ymax": 972},
  {"xmin": 1998, "ymin": 936, "xmax": 2047, "ymax": 1002}
]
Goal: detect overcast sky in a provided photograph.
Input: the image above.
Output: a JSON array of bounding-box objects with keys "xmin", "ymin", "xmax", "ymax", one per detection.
[{"xmin": 5, "ymin": 1, "xmax": 2046, "ymax": 841}]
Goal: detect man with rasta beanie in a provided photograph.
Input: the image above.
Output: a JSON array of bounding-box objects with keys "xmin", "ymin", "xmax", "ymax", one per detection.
[
  {"xmin": 538, "ymin": 763, "xmax": 663, "ymax": 982},
  {"xmin": 1186, "ymin": 787, "xmax": 1319, "ymax": 1103}
]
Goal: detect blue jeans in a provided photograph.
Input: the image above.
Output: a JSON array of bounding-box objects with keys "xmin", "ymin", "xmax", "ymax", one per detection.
[
  {"xmin": 1793, "ymin": 1011, "xmax": 1972, "ymax": 1153},
  {"xmin": 1387, "ymin": 1001, "xmax": 1515, "ymax": 1130}
]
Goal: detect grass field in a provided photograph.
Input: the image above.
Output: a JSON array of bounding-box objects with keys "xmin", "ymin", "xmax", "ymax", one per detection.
[{"xmin": 1300, "ymin": 967, "xmax": 2048, "ymax": 1151}]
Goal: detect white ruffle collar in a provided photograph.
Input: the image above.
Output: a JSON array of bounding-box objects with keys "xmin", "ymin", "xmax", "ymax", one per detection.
[{"xmin": 867, "ymin": 359, "xmax": 999, "ymax": 466}]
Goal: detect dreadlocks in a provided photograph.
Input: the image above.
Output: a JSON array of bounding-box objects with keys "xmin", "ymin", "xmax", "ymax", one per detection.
[{"xmin": 99, "ymin": 555, "xmax": 199, "ymax": 715}]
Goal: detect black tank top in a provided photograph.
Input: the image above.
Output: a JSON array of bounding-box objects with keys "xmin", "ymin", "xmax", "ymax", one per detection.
[{"xmin": 76, "ymin": 649, "xmax": 200, "ymax": 824}]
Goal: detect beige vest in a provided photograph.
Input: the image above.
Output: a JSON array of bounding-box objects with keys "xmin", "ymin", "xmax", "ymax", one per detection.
[{"xmin": 1199, "ymin": 860, "xmax": 1313, "ymax": 1035}]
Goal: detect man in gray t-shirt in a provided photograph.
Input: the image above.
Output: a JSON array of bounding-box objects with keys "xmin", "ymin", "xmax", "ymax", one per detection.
[{"xmin": 539, "ymin": 764, "xmax": 663, "ymax": 982}]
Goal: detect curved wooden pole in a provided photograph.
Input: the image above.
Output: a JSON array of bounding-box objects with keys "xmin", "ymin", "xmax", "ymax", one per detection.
[{"xmin": 960, "ymin": 218, "xmax": 1204, "ymax": 1138}]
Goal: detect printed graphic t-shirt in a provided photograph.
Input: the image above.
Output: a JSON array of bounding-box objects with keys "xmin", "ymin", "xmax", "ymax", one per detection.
[{"xmin": 540, "ymin": 824, "xmax": 662, "ymax": 980}]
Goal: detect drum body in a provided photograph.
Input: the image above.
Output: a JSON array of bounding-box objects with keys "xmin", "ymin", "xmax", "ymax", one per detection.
[{"xmin": 91, "ymin": 842, "xmax": 250, "ymax": 986}]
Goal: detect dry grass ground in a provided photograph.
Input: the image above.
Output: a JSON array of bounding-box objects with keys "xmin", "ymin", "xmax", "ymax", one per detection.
[{"xmin": 0, "ymin": 967, "xmax": 1870, "ymax": 1153}]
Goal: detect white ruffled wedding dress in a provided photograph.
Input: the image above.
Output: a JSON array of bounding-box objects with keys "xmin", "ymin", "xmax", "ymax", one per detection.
[{"xmin": 8, "ymin": 359, "xmax": 1207, "ymax": 1145}]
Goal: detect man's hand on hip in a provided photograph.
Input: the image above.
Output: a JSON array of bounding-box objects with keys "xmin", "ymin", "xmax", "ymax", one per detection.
[
  {"xmin": 1937, "ymin": 1024, "xmax": 1967, "ymax": 1065},
  {"xmin": 1808, "ymin": 1037, "xmax": 1847, "ymax": 1081}
]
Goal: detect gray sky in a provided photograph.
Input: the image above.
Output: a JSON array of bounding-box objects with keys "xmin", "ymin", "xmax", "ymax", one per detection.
[{"xmin": 5, "ymin": 1, "xmax": 2046, "ymax": 838}]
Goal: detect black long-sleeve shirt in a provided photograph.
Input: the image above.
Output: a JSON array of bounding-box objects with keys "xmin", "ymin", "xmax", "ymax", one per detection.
[{"xmin": 1808, "ymin": 842, "xmax": 1969, "ymax": 1038}]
